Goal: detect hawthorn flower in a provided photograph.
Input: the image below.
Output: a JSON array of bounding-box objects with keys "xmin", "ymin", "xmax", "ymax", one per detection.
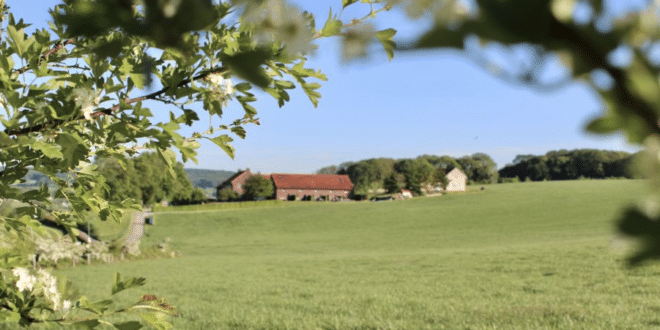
[
  {"xmin": 62, "ymin": 300, "xmax": 72, "ymax": 312},
  {"xmin": 207, "ymin": 73, "xmax": 224, "ymax": 86},
  {"xmin": 204, "ymin": 74, "xmax": 235, "ymax": 106},
  {"xmin": 225, "ymin": 78, "xmax": 234, "ymax": 95},
  {"xmin": 12, "ymin": 268, "xmax": 66, "ymax": 311},
  {"xmin": 13, "ymin": 267, "xmax": 36, "ymax": 292}
]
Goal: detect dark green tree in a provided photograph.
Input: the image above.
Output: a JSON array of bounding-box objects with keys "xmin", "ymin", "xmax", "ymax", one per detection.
[
  {"xmin": 457, "ymin": 153, "xmax": 498, "ymax": 184},
  {"xmin": 242, "ymin": 175, "xmax": 274, "ymax": 200},
  {"xmin": 317, "ymin": 165, "xmax": 339, "ymax": 174},
  {"xmin": 384, "ymin": 172, "xmax": 406, "ymax": 193}
]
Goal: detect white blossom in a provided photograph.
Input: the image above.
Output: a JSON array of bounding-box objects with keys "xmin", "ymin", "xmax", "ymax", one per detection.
[
  {"xmin": 208, "ymin": 73, "xmax": 224, "ymax": 86},
  {"xmin": 13, "ymin": 267, "xmax": 36, "ymax": 292},
  {"xmin": 62, "ymin": 300, "xmax": 72, "ymax": 312},
  {"xmin": 224, "ymin": 78, "xmax": 234, "ymax": 95}
]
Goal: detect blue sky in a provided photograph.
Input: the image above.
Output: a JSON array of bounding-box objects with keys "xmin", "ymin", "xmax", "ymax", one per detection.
[{"xmin": 7, "ymin": 0, "xmax": 642, "ymax": 173}]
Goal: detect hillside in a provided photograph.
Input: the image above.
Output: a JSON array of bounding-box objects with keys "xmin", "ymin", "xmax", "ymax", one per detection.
[
  {"xmin": 185, "ymin": 168, "xmax": 234, "ymax": 189},
  {"xmin": 52, "ymin": 180, "xmax": 660, "ymax": 329}
]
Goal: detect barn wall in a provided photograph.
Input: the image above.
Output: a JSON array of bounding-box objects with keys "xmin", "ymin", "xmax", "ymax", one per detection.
[{"xmin": 276, "ymin": 188, "xmax": 351, "ymax": 200}]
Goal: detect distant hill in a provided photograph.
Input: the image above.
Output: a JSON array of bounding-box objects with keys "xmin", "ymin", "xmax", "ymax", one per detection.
[
  {"xmin": 185, "ymin": 168, "xmax": 235, "ymax": 189},
  {"xmin": 5, "ymin": 168, "xmax": 234, "ymax": 199}
]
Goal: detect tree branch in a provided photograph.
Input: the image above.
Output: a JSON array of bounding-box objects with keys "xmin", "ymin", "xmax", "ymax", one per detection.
[
  {"xmin": 4, "ymin": 66, "xmax": 228, "ymax": 135},
  {"xmin": 549, "ymin": 18, "xmax": 660, "ymax": 136},
  {"xmin": 13, "ymin": 39, "xmax": 76, "ymax": 75}
]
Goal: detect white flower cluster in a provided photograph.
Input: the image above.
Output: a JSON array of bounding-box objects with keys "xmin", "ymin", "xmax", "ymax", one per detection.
[
  {"xmin": 68, "ymin": 87, "xmax": 97, "ymax": 120},
  {"xmin": 33, "ymin": 236, "xmax": 112, "ymax": 266},
  {"xmin": 205, "ymin": 73, "xmax": 234, "ymax": 106},
  {"xmin": 12, "ymin": 267, "xmax": 71, "ymax": 312}
]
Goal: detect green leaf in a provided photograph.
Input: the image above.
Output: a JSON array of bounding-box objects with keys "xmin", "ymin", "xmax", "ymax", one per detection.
[
  {"xmin": 376, "ymin": 28, "xmax": 397, "ymax": 61},
  {"xmin": 616, "ymin": 206, "xmax": 660, "ymax": 266},
  {"xmin": 32, "ymin": 140, "xmax": 64, "ymax": 159},
  {"xmin": 0, "ymin": 310, "xmax": 21, "ymax": 323},
  {"xmin": 301, "ymin": 82, "xmax": 322, "ymax": 107},
  {"xmin": 208, "ymin": 135, "xmax": 235, "ymax": 159},
  {"xmin": 73, "ymin": 319, "xmax": 101, "ymax": 330},
  {"xmin": 77, "ymin": 296, "xmax": 113, "ymax": 315},
  {"xmin": 140, "ymin": 312, "xmax": 173, "ymax": 330},
  {"xmin": 220, "ymin": 49, "xmax": 272, "ymax": 88},
  {"xmin": 415, "ymin": 25, "xmax": 465, "ymax": 49},
  {"xmin": 113, "ymin": 321, "xmax": 143, "ymax": 330},
  {"xmin": 321, "ymin": 9, "xmax": 343, "ymax": 37},
  {"xmin": 56, "ymin": 133, "xmax": 89, "ymax": 168},
  {"xmin": 129, "ymin": 73, "xmax": 147, "ymax": 90},
  {"xmin": 6, "ymin": 24, "xmax": 34, "ymax": 58},
  {"xmin": 112, "ymin": 273, "xmax": 147, "ymax": 295},
  {"xmin": 343, "ymin": 0, "xmax": 359, "ymax": 8},
  {"xmin": 585, "ymin": 115, "xmax": 620, "ymax": 134}
]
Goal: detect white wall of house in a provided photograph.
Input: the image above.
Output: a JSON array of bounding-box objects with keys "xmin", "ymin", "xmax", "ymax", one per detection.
[{"xmin": 445, "ymin": 168, "xmax": 467, "ymax": 192}]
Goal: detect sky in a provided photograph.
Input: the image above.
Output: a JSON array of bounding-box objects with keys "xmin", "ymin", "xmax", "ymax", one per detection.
[{"xmin": 6, "ymin": 0, "xmax": 645, "ymax": 173}]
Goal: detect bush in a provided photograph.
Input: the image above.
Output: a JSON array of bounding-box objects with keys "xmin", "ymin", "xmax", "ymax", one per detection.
[
  {"xmin": 191, "ymin": 188, "xmax": 208, "ymax": 203},
  {"xmin": 217, "ymin": 188, "xmax": 239, "ymax": 202}
]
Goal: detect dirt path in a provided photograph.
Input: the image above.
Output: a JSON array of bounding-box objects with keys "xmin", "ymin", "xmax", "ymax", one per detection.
[{"xmin": 124, "ymin": 210, "xmax": 151, "ymax": 246}]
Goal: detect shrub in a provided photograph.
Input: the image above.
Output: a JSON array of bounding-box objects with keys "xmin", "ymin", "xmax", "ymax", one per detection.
[{"xmin": 217, "ymin": 188, "xmax": 239, "ymax": 202}]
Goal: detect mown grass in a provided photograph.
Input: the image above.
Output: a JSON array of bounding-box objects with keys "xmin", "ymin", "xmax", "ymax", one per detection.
[{"xmin": 20, "ymin": 180, "xmax": 660, "ymax": 329}]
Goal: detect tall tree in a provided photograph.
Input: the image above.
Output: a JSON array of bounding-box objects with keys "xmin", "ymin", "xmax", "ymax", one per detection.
[{"xmin": 457, "ymin": 153, "xmax": 498, "ymax": 184}]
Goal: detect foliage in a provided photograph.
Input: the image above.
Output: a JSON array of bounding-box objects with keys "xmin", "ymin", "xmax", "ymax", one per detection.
[
  {"xmin": 190, "ymin": 188, "xmax": 208, "ymax": 203},
  {"xmin": 456, "ymin": 153, "xmax": 499, "ymax": 184},
  {"xmin": 394, "ymin": 158, "xmax": 436, "ymax": 195},
  {"xmin": 316, "ymin": 165, "xmax": 339, "ymax": 174},
  {"xmin": 383, "ymin": 172, "xmax": 406, "ymax": 193},
  {"xmin": 242, "ymin": 175, "xmax": 274, "ymax": 200},
  {"xmin": 95, "ymin": 152, "xmax": 194, "ymax": 206},
  {"xmin": 0, "ymin": 0, "xmax": 397, "ymax": 327},
  {"xmin": 499, "ymin": 149, "xmax": 636, "ymax": 181},
  {"xmin": 216, "ymin": 187, "xmax": 239, "ymax": 202}
]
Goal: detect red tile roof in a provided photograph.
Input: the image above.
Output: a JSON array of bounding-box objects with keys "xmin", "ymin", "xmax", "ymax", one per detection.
[{"xmin": 271, "ymin": 174, "xmax": 353, "ymax": 190}]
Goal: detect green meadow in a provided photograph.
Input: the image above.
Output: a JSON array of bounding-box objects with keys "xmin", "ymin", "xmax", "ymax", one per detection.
[{"xmin": 41, "ymin": 181, "xmax": 660, "ymax": 328}]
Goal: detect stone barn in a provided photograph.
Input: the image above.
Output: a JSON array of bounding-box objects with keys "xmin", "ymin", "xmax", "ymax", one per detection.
[{"xmin": 445, "ymin": 168, "xmax": 467, "ymax": 192}]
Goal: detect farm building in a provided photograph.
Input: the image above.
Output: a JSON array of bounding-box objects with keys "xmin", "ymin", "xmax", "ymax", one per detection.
[
  {"xmin": 271, "ymin": 173, "xmax": 353, "ymax": 201},
  {"xmin": 445, "ymin": 168, "xmax": 467, "ymax": 192},
  {"xmin": 217, "ymin": 170, "xmax": 354, "ymax": 201},
  {"xmin": 216, "ymin": 169, "xmax": 254, "ymax": 196}
]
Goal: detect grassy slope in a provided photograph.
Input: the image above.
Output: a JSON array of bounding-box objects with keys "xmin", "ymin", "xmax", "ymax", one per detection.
[{"xmin": 50, "ymin": 180, "xmax": 660, "ymax": 329}]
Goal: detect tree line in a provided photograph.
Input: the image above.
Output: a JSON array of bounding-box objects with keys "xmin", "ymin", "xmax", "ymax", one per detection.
[
  {"xmin": 498, "ymin": 149, "xmax": 637, "ymax": 181},
  {"xmin": 318, "ymin": 153, "xmax": 499, "ymax": 197},
  {"xmin": 95, "ymin": 153, "xmax": 207, "ymax": 206}
]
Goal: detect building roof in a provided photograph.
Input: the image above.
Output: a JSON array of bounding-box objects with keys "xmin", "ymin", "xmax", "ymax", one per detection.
[
  {"xmin": 446, "ymin": 168, "xmax": 467, "ymax": 179},
  {"xmin": 271, "ymin": 174, "xmax": 353, "ymax": 190},
  {"xmin": 216, "ymin": 169, "xmax": 252, "ymax": 188}
]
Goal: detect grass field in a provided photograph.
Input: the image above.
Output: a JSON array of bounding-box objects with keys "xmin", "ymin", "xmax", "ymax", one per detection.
[{"xmin": 29, "ymin": 180, "xmax": 660, "ymax": 329}]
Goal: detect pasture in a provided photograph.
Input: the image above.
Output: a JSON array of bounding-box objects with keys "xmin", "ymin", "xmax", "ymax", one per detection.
[{"xmin": 45, "ymin": 181, "xmax": 660, "ymax": 328}]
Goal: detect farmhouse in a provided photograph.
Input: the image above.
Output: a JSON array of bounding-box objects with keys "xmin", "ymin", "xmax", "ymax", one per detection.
[
  {"xmin": 216, "ymin": 168, "xmax": 254, "ymax": 196},
  {"xmin": 217, "ymin": 170, "xmax": 353, "ymax": 201},
  {"xmin": 445, "ymin": 168, "xmax": 467, "ymax": 192}
]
